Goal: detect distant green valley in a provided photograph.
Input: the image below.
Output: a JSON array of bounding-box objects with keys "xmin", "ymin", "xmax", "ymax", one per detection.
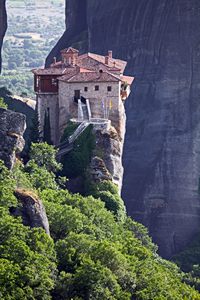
[{"xmin": 1, "ymin": 0, "xmax": 65, "ymax": 97}]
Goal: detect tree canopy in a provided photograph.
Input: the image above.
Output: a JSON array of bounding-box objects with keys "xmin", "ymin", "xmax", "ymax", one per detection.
[{"xmin": 0, "ymin": 142, "xmax": 199, "ymax": 299}]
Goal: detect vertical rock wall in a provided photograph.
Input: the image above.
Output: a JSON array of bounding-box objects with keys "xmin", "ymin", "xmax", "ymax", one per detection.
[
  {"xmin": 0, "ymin": 108, "xmax": 26, "ymax": 169},
  {"xmin": 48, "ymin": 0, "xmax": 200, "ymax": 257},
  {"xmin": 2, "ymin": 0, "xmax": 200, "ymax": 257}
]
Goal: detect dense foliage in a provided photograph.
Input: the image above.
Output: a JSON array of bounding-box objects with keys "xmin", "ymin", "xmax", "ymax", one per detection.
[
  {"xmin": 0, "ymin": 97, "xmax": 8, "ymax": 109},
  {"xmin": 173, "ymin": 235, "xmax": 200, "ymax": 291},
  {"xmin": 60, "ymin": 123, "xmax": 95, "ymax": 178},
  {"xmin": 0, "ymin": 143, "xmax": 199, "ymax": 299}
]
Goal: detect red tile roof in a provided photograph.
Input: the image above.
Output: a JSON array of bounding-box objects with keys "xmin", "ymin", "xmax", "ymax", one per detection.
[
  {"xmin": 32, "ymin": 66, "xmax": 77, "ymax": 75},
  {"xmin": 77, "ymin": 53, "xmax": 127, "ymax": 73},
  {"xmin": 32, "ymin": 48, "xmax": 134, "ymax": 85},
  {"xmin": 59, "ymin": 71, "xmax": 121, "ymax": 83}
]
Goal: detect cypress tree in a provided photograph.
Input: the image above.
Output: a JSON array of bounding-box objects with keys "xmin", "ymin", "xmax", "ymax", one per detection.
[
  {"xmin": 30, "ymin": 109, "xmax": 40, "ymax": 143},
  {"xmin": 43, "ymin": 109, "xmax": 52, "ymax": 145}
]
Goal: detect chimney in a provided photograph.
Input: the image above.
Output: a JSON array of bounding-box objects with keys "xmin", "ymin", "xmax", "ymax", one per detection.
[
  {"xmin": 108, "ymin": 50, "xmax": 113, "ymax": 58},
  {"xmin": 105, "ymin": 56, "xmax": 109, "ymax": 65},
  {"xmin": 53, "ymin": 57, "xmax": 57, "ymax": 64}
]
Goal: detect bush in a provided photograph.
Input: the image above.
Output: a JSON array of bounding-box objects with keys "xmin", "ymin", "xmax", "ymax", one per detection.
[{"xmin": 0, "ymin": 98, "xmax": 7, "ymax": 109}]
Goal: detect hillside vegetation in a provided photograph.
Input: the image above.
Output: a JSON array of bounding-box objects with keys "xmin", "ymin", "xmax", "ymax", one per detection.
[{"xmin": 0, "ymin": 141, "xmax": 199, "ymax": 299}]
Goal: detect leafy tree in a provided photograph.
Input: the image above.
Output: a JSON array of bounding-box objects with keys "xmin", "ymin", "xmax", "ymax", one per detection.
[
  {"xmin": 43, "ymin": 110, "xmax": 52, "ymax": 145},
  {"xmin": 0, "ymin": 98, "xmax": 8, "ymax": 109},
  {"xmin": 29, "ymin": 142, "xmax": 61, "ymax": 173},
  {"xmin": 0, "ymin": 147, "xmax": 200, "ymax": 299},
  {"xmin": 29, "ymin": 108, "xmax": 40, "ymax": 145},
  {"xmin": 25, "ymin": 160, "xmax": 58, "ymax": 191},
  {"xmin": 0, "ymin": 162, "xmax": 57, "ymax": 299},
  {"xmin": 60, "ymin": 124, "xmax": 95, "ymax": 178},
  {"xmin": 88, "ymin": 181, "xmax": 126, "ymax": 222}
]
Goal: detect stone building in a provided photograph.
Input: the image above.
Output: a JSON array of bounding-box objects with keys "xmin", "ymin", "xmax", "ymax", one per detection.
[{"xmin": 32, "ymin": 47, "xmax": 134, "ymax": 144}]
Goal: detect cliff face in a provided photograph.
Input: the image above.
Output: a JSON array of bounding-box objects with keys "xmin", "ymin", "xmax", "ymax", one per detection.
[
  {"xmin": 0, "ymin": 108, "xmax": 26, "ymax": 169},
  {"xmin": 0, "ymin": 88, "xmax": 36, "ymax": 151},
  {"xmin": 46, "ymin": 0, "xmax": 88, "ymax": 66},
  {"xmin": 89, "ymin": 124, "xmax": 125, "ymax": 192},
  {"xmin": 0, "ymin": 0, "xmax": 7, "ymax": 72},
  {"xmin": 47, "ymin": 0, "xmax": 200, "ymax": 258}
]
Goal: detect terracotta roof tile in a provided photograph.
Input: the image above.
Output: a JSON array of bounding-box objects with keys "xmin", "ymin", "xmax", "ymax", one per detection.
[
  {"xmin": 32, "ymin": 48, "xmax": 133, "ymax": 82},
  {"xmin": 59, "ymin": 71, "xmax": 121, "ymax": 83},
  {"xmin": 32, "ymin": 66, "xmax": 77, "ymax": 76},
  {"xmin": 77, "ymin": 53, "xmax": 127, "ymax": 73}
]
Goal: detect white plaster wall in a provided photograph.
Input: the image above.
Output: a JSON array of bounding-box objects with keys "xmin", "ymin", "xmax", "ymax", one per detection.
[
  {"xmin": 37, "ymin": 94, "xmax": 59, "ymax": 145},
  {"xmin": 59, "ymin": 80, "xmax": 122, "ymax": 133}
]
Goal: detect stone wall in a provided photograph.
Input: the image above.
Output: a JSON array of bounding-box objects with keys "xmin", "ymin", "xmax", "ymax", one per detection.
[
  {"xmin": 58, "ymin": 80, "xmax": 124, "ymax": 137},
  {"xmin": 37, "ymin": 94, "xmax": 59, "ymax": 145}
]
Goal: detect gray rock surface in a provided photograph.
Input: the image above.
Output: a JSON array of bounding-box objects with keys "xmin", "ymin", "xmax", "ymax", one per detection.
[
  {"xmin": 0, "ymin": 0, "xmax": 7, "ymax": 72},
  {"xmin": 91, "ymin": 126, "xmax": 124, "ymax": 192},
  {"xmin": 0, "ymin": 88, "xmax": 36, "ymax": 151},
  {"xmin": 13, "ymin": 189, "xmax": 50, "ymax": 235},
  {"xmin": 47, "ymin": 0, "xmax": 200, "ymax": 258},
  {"xmin": 0, "ymin": 108, "xmax": 26, "ymax": 169},
  {"xmin": 2, "ymin": 0, "xmax": 200, "ymax": 257}
]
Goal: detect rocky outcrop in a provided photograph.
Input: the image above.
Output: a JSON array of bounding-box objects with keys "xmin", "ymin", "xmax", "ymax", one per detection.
[
  {"xmin": 0, "ymin": 0, "xmax": 7, "ymax": 72},
  {"xmin": 89, "ymin": 125, "xmax": 124, "ymax": 192},
  {"xmin": 47, "ymin": 0, "xmax": 200, "ymax": 258},
  {"xmin": 13, "ymin": 189, "xmax": 50, "ymax": 235},
  {"xmin": 0, "ymin": 88, "xmax": 36, "ymax": 151},
  {"xmin": 0, "ymin": 108, "xmax": 26, "ymax": 169}
]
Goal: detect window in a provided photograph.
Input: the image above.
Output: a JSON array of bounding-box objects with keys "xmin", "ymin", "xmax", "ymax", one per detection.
[
  {"xmin": 107, "ymin": 86, "xmax": 112, "ymax": 92},
  {"xmin": 95, "ymin": 85, "xmax": 99, "ymax": 91},
  {"xmin": 84, "ymin": 87, "xmax": 88, "ymax": 92}
]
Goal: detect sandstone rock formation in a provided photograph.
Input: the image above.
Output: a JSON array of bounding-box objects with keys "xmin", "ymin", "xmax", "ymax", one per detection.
[
  {"xmin": 0, "ymin": 0, "xmax": 7, "ymax": 72},
  {"xmin": 47, "ymin": 0, "xmax": 200, "ymax": 258},
  {"xmin": 0, "ymin": 108, "xmax": 26, "ymax": 169},
  {"xmin": 13, "ymin": 189, "xmax": 50, "ymax": 235}
]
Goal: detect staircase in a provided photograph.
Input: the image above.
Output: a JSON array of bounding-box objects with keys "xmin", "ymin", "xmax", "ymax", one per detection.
[
  {"xmin": 57, "ymin": 121, "xmax": 90, "ymax": 158},
  {"xmin": 57, "ymin": 99, "xmax": 92, "ymax": 159},
  {"xmin": 68, "ymin": 121, "xmax": 89, "ymax": 144}
]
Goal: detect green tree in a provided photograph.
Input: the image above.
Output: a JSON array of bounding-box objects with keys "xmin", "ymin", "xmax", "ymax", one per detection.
[
  {"xmin": 0, "ymin": 98, "xmax": 8, "ymax": 109},
  {"xmin": 30, "ymin": 108, "xmax": 40, "ymax": 144},
  {"xmin": 43, "ymin": 110, "xmax": 52, "ymax": 145},
  {"xmin": 29, "ymin": 142, "xmax": 61, "ymax": 173},
  {"xmin": 88, "ymin": 181, "xmax": 126, "ymax": 222}
]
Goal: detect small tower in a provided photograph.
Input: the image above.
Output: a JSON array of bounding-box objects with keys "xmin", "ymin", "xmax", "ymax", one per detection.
[{"xmin": 61, "ymin": 47, "xmax": 79, "ymax": 66}]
